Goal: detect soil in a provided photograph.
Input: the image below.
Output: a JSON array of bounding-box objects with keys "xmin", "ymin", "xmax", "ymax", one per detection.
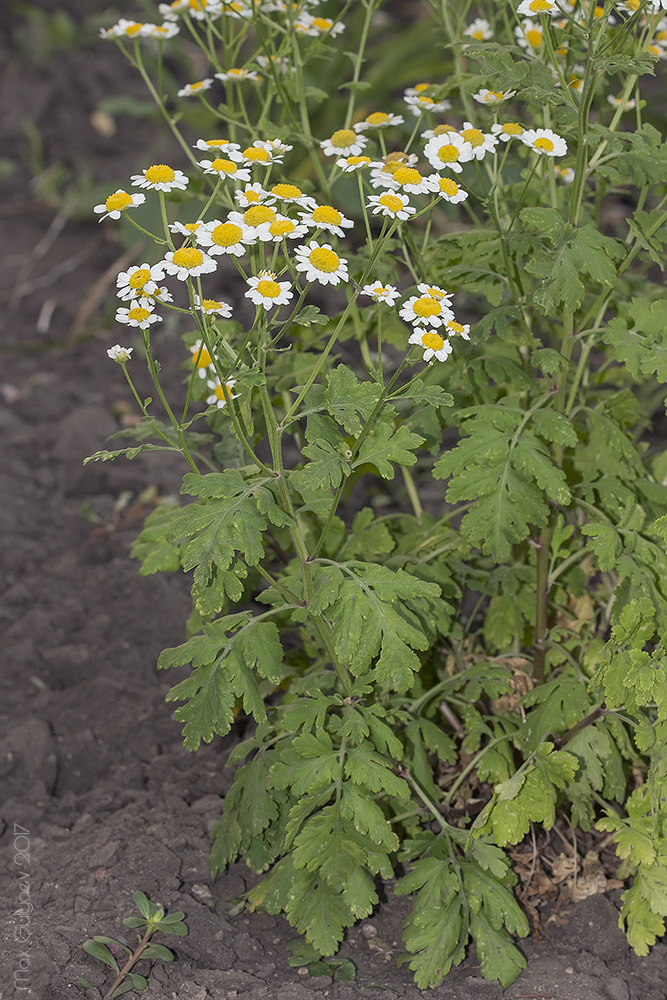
[{"xmin": 1, "ymin": 5, "xmax": 667, "ymax": 1000}]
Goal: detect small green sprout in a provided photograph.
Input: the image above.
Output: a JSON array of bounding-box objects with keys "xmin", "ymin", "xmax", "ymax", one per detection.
[{"xmin": 79, "ymin": 891, "xmax": 188, "ymax": 999}]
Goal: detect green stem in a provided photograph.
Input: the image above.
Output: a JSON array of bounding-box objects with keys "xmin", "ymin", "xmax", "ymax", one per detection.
[{"xmin": 141, "ymin": 329, "xmax": 199, "ymax": 473}]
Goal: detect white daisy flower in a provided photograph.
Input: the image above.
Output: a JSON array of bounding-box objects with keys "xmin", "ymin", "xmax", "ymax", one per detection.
[
  {"xmin": 159, "ymin": 247, "xmax": 217, "ymax": 280},
  {"xmin": 236, "ymin": 204, "xmax": 278, "ymax": 229},
  {"xmin": 130, "ymin": 164, "xmax": 189, "ymax": 192},
  {"xmin": 607, "ymin": 95, "xmax": 637, "ymax": 110},
  {"xmin": 94, "ymin": 189, "xmax": 146, "ymax": 221},
  {"xmin": 238, "ymin": 139, "xmax": 291, "ymax": 166},
  {"xmin": 366, "ymin": 192, "xmax": 416, "ymax": 220},
  {"xmin": 432, "ymin": 175, "xmax": 468, "ymax": 203},
  {"xmin": 163, "ymin": 0, "xmax": 222, "ymax": 20},
  {"xmin": 193, "ymin": 294, "xmax": 233, "ymax": 317},
  {"xmin": 245, "ymin": 270, "xmax": 293, "ymax": 311},
  {"xmin": 517, "ymin": 0, "xmax": 558, "ymax": 15},
  {"xmin": 194, "ymin": 138, "xmax": 242, "ymax": 155},
  {"xmin": 368, "ymin": 156, "xmax": 418, "ymax": 189},
  {"xmin": 472, "ymin": 89, "xmax": 517, "ymax": 105},
  {"xmin": 418, "ymin": 282, "xmax": 453, "ymax": 302},
  {"xmin": 423, "ymin": 132, "xmax": 473, "ymax": 174},
  {"xmin": 293, "ymin": 241, "xmax": 349, "ymax": 286},
  {"xmin": 385, "ymin": 164, "xmax": 433, "ymax": 195},
  {"xmin": 335, "ymin": 155, "xmax": 372, "ymax": 172},
  {"xmin": 116, "ymin": 304, "xmax": 162, "ymax": 328},
  {"xmin": 404, "ymin": 93, "xmax": 452, "ymax": 117},
  {"xmin": 400, "ymin": 293, "xmax": 454, "ymax": 327},
  {"xmin": 443, "ymin": 318, "xmax": 471, "ymax": 341},
  {"xmin": 197, "ymin": 158, "xmax": 251, "ymax": 182},
  {"xmin": 107, "ymin": 344, "xmax": 133, "ymax": 362},
  {"xmin": 353, "ymin": 111, "xmax": 405, "ymax": 133},
  {"xmin": 116, "ymin": 263, "xmax": 165, "ymax": 301},
  {"xmin": 206, "ymin": 377, "xmax": 239, "ymax": 409},
  {"xmin": 554, "ymin": 165, "xmax": 575, "ymax": 184},
  {"xmin": 169, "ymin": 220, "xmax": 205, "ymax": 238},
  {"xmin": 196, "ymin": 218, "xmax": 256, "ymax": 256},
  {"xmin": 464, "ymin": 17, "xmax": 493, "ymax": 40},
  {"xmin": 491, "ymin": 122, "xmax": 526, "ymax": 142},
  {"xmin": 515, "ymin": 19, "xmax": 544, "ymax": 52},
  {"xmin": 360, "ymin": 281, "xmax": 400, "ymax": 306},
  {"xmin": 459, "ymin": 122, "xmax": 499, "ymax": 161},
  {"xmin": 409, "ymin": 329, "xmax": 453, "ymax": 362},
  {"xmin": 101, "ymin": 19, "xmax": 147, "ymax": 38},
  {"xmin": 521, "ymin": 127, "xmax": 568, "ymax": 156},
  {"xmin": 254, "ymin": 215, "xmax": 310, "ymax": 243},
  {"xmin": 215, "ymin": 68, "xmax": 261, "ymax": 83},
  {"xmin": 178, "ymin": 79, "xmax": 213, "ymax": 97},
  {"xmin": 256, "ymin": 54, "xmax": 291, "ymax": 73},
  {"xmin": 143, "ymin": 22, "xmax": 180, "ymax": 40},
  {"xmin": 320, "ymin": 129, "xmax": 368, "ymax": 158},
  {"xmin": 234, "ymin": 183, "xmax": 270, "ymax": 207},
  {"xmin": 266, "ymin": 183, "xmax": 316, "ymax": 209},
  {"xmin": 293, "ymin": 12, "xmax": 345, "ymax": 36},
  {"xmin": 189, "ymin": 339, "xmax": 216, "ymax": 377},
  {"xmin": 298, "ymin": 204, "xmax": 354, "ymax": 237}
]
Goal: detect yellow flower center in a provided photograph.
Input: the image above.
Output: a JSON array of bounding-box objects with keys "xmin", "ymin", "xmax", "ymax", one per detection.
[
  {"xmin": 244, "ymin": 205, "xmax": 276, "ymax": 226},
  {"xmin": 346, "ymin": 156, "xmax": 370, "ymax": 166},
  {"xmin": 433, "ymin": 124, "xmax": 457, "ymax": 136},
  {"xmin": 189, "ymin": 0, "xmax": 205, "ymax": 9},
  {"xmin": 128, "ymin": 307, "xmax": 151, "ymax": 323},
  {"xmin": 205, "ymin": 139, "xmax": 228, "ymax": 147},
  {"xmin": 190, "ymin": 81, "xmax": 206, "ymax": 91},
  {"xmin": 593, "ymin": 5, "xmax": 605, "ymax": 17},
  {"xmin": 172, "ymin": 247, "xmax": 204, "ymax": 268},
  {"xmin": 413, "ymin": 298, "xmax": 442, "ymax": 318},
  {"xmin": 439, "ymin": 177, "xmax": 459, "ymax": 195},
  {"xmin": 437, "ymin": 144, "xmax": 461, "ymax": 163},
  {"xmin": 184, "ymin": 222, "xmax": 201, "ymax": 231},
  {"xmin": 269, "ymin": 219, "xmax": 295, "ymax": 236},
  {"xmin": 227, "ymin": 68, "xmax": 246, "ymax": 78},
  {"xmin": 503, "ymin": 122, "xmax": 524, "ymax": 135},
  {"xmin": 312, "ymin": 205, "xmax": 342, "ymax": 226},
  {"xmin": 125, "ymin": 23, "xmax": 144, "ymax": 36},
  {"xmin": 309, "ymin": 247, "xmax": 340, "ymax": 273},
  {"xmin": 330, "ymin": 128, "xmax": 356, "ymax": 148},
  {"xmin": 393, "ymin": 166, "xmax": 422, "ymax": 186},
  {"xmin": 534, "ymin": 137, "xmax": 555, "ymax": 153},
  {"xmin": 484, "ymin": 91, "xmax": 504, "ymax": 103},
  {"xmin": 525, "ymin": 28, "xmax": 542, "ymax": 47},
  {"xmin": 271, "ymin": 183, "xmax": 303, "ymax": 199},
  {"xmin": 446, "ymin": 321, "xmax": 464, "ymax": 334},
  {"xmin": 381, "ymin": 160, "xmax": 402, "ymax": 175},
  {"xmin": 211, "ymin": 222, "xmax": 243, "ymax": 246},
  {"xmin": 312, "ymin": 16, "xmax": 333, "ymax": 30},
  {"xmin": 413, "ymin": 83, "xmax": 430, "ymax": 93},
  {"xmin": 471, "ymin": 29, "xmax": 484, "ymax": 39},
  {"xmin": 215, "ymin": 383, "xmax": 234, "ymax": 400},
  {"xmin": 128, "ymin": 268, "xmax": 151, "ymax": 289},
  {"xmin": 192, "ymin": 347, "xmax": 212, "ymax": 367},
  {"xmin": 421, "ymin": 331, "xmax": 445, "ymax": 351},
  {"xmin": 366, "ymin": 112, "xmax": 390, "ymax": 126},
  {"xmin": 461, "ymin": 127, "xmax": 485, "ymax": 147},
  {"xmin": 106, "ymin": 191, "xmax": 133, "ymax": 212},
  {"xmin": 656, "ymin": 30, "xmax": 667, "ymax": 42},
  {"xmin": 425, "ymin": 287, "xmax": 446, "ymax": 299},
  {"xmin": 243, "ymin": 190, "xmax": 261, "ymax": 202},
  {"xmin": 243, "ymin": 147, "xmax": 270, "ymax": 162},
  {"xmin": 379, "ymin": 194, "xmax": 405, "ymax": 212},
  {"xmin": 145, "ymin": 164, "xmax": 176, "ymax": 183},
  {"xmin": 529, "ymin": 0, "xmax": 552, "ymax": 10},
  {"xmin": 256, "ymin": 279, "xmax": 282, "ymax": 298},
  {"xmin": 201, "ymin": 300, "xmax": 222, "ymax": 312},
  {"xmin": 210, "ymin": 159, "xmax": 238, "ymax": 174}
]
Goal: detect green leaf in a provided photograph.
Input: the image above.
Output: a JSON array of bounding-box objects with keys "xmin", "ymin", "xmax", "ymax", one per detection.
[
  {"xmin": 132, "ymin": 891, "xmax": 151, "ymax": 919},
  {"xmin": 322, "ymin": 561, "xmax": 442, "ymax": 692},
  {"xmin": 110, "ymin": 982, "xmax": 134, "ymax": 998},
  {"xmin": 325, "ymin": 365, "xmax": 381, "ymax": 435},
  {"xmin": 131, "ymin": 504, "xmax": 183, "ymax": 574},
  {"xmin": 128, "ymin": 974, "xmax": 148, "ymax": 990},
  {"xmin": 141, "ymin": 943, "xmax": 174, "ymax": 961},
  {"xmin": 82, "ymin": 940, "xmax": 119, "ymax": 972},
  {"xmin": 158, "ymin": 614, "xmax": 283, "ymax": 749},
  {"xmin": 353, "ymin": 422, "xmax": 425, "ymax": 479},
  {"xmin": 620, "ymin": 877, "xmax": 666, "ymax": 956}
]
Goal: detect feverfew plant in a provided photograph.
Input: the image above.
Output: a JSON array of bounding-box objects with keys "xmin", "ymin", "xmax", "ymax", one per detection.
[{"xmin": 89, "ymin": 0, "xmax": 667, "ymax": 988}]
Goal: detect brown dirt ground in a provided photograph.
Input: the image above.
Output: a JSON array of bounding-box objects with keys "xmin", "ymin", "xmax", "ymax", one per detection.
[{"xmin": 1, "ymin": 4, "xmax": 667, "ymax": 1000}]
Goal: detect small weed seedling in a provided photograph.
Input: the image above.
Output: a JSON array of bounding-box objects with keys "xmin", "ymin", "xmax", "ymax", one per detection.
[{"xmin": 80, "ymin": 892, "xmax": 187, "ymax": 998}]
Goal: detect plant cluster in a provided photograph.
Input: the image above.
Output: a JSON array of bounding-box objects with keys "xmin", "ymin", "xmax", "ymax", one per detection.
[{"xmin": 89, "ymin": 0, "xmax": 667, "ymax": 988}]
